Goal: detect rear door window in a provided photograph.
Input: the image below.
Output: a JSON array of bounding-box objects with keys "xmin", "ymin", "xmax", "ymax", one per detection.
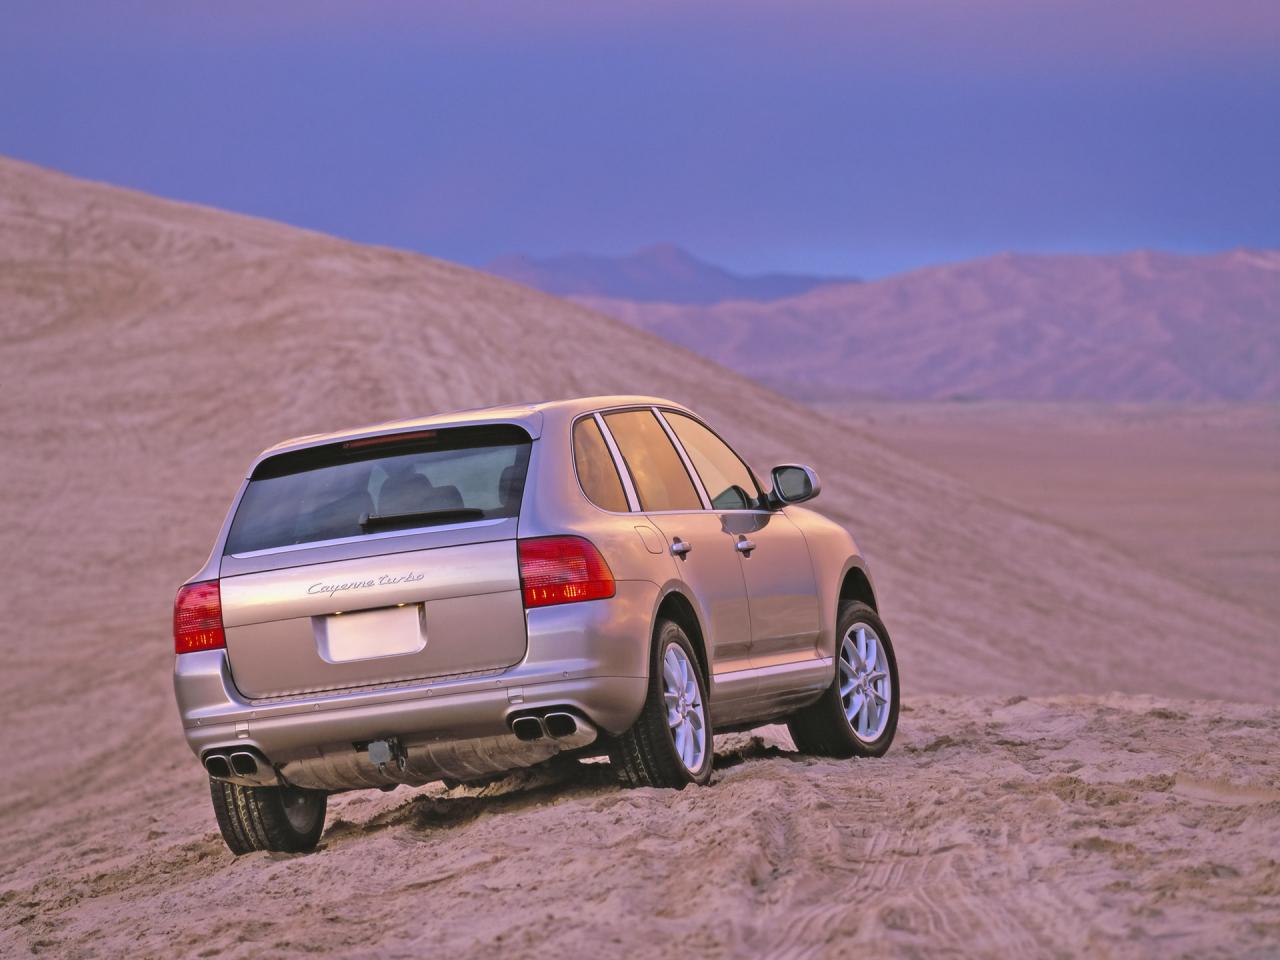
[
  {"xmin": 664, "ymin": 412, "xmax": 763, "ymax": 510},
  {"xmin": 573, "ymin": 417, "xmax": 630, "ymax": 512},
  {"xmin": 225, "ymin": 425, "xmax": 531, "ymax": 555},
  {"xmin": 603, "ymin": 410, "xmax": 702, "ymax": 512}
]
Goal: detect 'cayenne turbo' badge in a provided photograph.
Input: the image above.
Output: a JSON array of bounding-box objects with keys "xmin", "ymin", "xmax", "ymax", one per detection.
[{"xmin": 307, "ymin": 571, "xmax": 425, "ymax": 599}]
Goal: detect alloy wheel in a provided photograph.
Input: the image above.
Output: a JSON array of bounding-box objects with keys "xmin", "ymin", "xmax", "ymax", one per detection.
[
  {"xmin": 662, "ymin": 642, "xmax": 707, "ymax": 771},
  {"xmin": 838, "ymin": 623, "xmax": 892, "ymax": 742}
]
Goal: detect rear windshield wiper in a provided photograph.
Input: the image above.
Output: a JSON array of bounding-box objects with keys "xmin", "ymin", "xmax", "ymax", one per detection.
[{"xmin": 359, "ymin": 508, "xmax": 486, "ymax": 532}]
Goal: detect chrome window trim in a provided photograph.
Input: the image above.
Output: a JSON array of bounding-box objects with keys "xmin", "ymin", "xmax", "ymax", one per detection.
[
  {"xmin": 592, "ymin": 412, "xmax": 641, "ymax": 512},
  {"xmin": 648, "ymin": 508, "xmax": 775, "ymax": 516},
  {"xmin": 633, "ymin": 508, "xmax": 772, "ymax": 516},
  {"xmin": 652, "ymin": 407, "xmax": 713, "ymax": 510},
  {"xmin": 226, "ymin": 516, "xmax": 511, "ymax": 559},
  {"xmin": 574, "ymin": 404, "xmax": 765, "ymax": 516},
  {"xmin": 598, "ymin": 407, "xmax": 703, "ymax": 514},
  {"xmin": 568, "ymin": 411, "xmax": 636, "ymax": 514}
]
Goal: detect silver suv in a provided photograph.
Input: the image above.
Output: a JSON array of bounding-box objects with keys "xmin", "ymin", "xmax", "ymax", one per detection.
[{"xmin": 174, "ymin": 396, "xmax": 898, "ymax": 853}]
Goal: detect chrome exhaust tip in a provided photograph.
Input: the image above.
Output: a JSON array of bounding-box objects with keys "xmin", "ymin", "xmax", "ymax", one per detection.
[
  {"xmin": 229, "ymin": 751, "xmax": 259, "ymax": 777},
  {"xmin": 204, "ymin": 754, "xmax": 232, "ymax": 779},
  {"xmin": 543, "ymin": 712, "xmax": 578, "ymax": 739},
  {"xmin": 511, "ymin": 716, "xmax": 545, "ymax": 741}
]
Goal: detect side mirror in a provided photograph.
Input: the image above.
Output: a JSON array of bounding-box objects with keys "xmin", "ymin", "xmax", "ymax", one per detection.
[{"xmin": 770, "ymin": 464, "xmax": 821, "ymax": 506}]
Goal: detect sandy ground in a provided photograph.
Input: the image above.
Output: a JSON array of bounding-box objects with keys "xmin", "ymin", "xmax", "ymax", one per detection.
[
  {"xmin": 4, "ymin": 696, "xmax": 1277, "ymax": 958},
  {"xmin": 819, "ymin": 402, "xmax": 1280, "ymax": 620},
  {"xmin": 1, "ymin": 157, "xmax": 1277, "ymax": 957}
]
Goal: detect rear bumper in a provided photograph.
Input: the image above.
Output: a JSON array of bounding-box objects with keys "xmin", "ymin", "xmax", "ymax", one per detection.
[{"xmin": 173, "ymin": 580, "xmax": 656, "ymax": 771}]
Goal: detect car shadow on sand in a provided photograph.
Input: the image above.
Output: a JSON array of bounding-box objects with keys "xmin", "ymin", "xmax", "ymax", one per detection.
[{"xmin": 319, "ymin": 737, "xmax": 806, "ymax": 846}]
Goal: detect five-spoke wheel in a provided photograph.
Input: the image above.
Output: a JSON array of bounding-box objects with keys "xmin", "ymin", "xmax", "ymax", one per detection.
[
  {"xmin": 838, "ymin": 622, "xmax": 892, "ymax": 742},
  {"xmin": 663, "ymin": 641, "xmax": 707, "ymax": 772},
  {"xmin": 788, "ymin": 601, "xmax": 899, "ymax": 758},
  {"xmin": 610, "ymin": 618, "xmax": 713, "ymax": 788}
]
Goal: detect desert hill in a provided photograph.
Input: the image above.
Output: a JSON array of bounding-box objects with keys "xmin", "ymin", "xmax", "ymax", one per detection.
[
  {"xmin": 2, "ymin": 158, "xmax": 1277, "ymax": 956},
  {"xmin": 570, "ymin": 249, "xmax": 1280, "ymax": 402},
  {"xmin": 3, "ymin": 156, "xmax": 1274, "ymax": 721}
]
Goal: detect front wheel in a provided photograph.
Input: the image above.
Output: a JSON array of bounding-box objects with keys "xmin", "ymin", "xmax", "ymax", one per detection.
[
  {"xmin": 788, "ymin": 601, "xmax": 899, "ymax": 758},
  {"xmin": 209, "ymin": 778, "xmax": 327, "ymax": 855},
  {"xmin": 610, "ymin": 618, "xmax": 713, "ymax": 788}
]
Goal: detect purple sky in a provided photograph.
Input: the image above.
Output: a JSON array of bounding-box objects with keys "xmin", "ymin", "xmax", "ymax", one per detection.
[{"xmin": 3, "ymin": 1, "xmax": 1278, "ymax": 277}]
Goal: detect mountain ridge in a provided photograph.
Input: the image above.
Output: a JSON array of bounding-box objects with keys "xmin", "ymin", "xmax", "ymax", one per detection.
[
  {"xmin": 569, "ymin": 247, "xmax": 1280, "ymax": 402},
  {"xmin": 486, "ymin": 242, "xmax": 853, "ymax": 305}
]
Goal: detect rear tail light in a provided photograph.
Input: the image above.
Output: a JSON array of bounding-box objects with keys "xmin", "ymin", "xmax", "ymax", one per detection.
[
  {"xmin": 518, "ymin": 536, "xmax": 616, "ymax": 608},
  {"xmin": 174, "ymin": 580, "xmax": 226, "ymax": 654}
]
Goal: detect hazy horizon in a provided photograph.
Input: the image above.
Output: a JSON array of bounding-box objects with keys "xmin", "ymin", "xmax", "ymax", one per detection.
[
  {"xmin": 3, "ymin": 1, "xmax": 1278, "ymax": 277},
  {"xmin": 487, "ymin": 239, "xmax": 1280, "ymax": 283}
]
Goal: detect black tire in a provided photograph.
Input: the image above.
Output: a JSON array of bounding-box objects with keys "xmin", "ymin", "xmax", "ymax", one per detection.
[
  {"xmin": 788, "ymin": 601, "xmax": 899, "ymax": 758},
  {"xmin": 609, "ymin": 618, "xmax": 713, "ymax": 789},
  {"xmin": 209, "ymin": 778, "xmax": 327, "ymax": 855}
]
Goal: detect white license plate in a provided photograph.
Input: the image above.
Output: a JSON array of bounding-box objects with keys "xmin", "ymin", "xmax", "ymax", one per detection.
[{"xmin": 316, "ymin": 605, "xmax": 426, "ymax": 663}]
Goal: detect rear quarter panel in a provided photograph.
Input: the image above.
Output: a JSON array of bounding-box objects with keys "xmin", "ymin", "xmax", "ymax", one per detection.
[{"xmin": 518, "ymin": 408, "xmax": 678, "ymax": 586}]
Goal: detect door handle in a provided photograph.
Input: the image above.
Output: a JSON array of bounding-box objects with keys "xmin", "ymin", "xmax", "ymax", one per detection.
[
  {"xmin": 735, "ymin": 537, "xmax": 757, "ymax": 556},
  {"xmin": 670, "ymin": 537, "xmax": 693, "ymax": 558}
]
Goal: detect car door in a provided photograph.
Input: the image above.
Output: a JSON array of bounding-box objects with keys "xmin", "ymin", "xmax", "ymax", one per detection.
[
  {"xmin": 660, "ymin": 411, "xmax": 821, "ymax": 669},
  {"xmin": 600, "ymin": 409, "xmax": 754, "ymax": 682}
]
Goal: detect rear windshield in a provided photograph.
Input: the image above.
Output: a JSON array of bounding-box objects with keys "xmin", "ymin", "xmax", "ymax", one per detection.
[{"xmin": 224, "ymin": 425, "xmax": 532, "ymax": 555}]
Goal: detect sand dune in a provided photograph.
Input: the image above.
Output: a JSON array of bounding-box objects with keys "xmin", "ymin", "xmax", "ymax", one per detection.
[
  {"xmin": 574, "ymin": 249, "xmax": 1280, "ymax": 402},
  {"xmin": 1, "ymin": 157, "xmax": 1277, "ymax": 956},
  {"xmin": 823, "ymin": 402, "xmax": 1280, "ymax": 621},
  {"xmin": 4, "ymin": 697, "xmax": 1277, "ymax": 957}
]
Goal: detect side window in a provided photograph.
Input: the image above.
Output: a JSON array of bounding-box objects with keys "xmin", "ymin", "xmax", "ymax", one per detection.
[
  {"xmin": 665, "ymin": 412, "xmax": 762, "ymax": 510},
  {"xmin": 573, "ymin": 417, "xmax": 630, "ymax": 512},
  {"xmin": 603, "ymin": 410, "xmax": 702, "ymax": 512}
]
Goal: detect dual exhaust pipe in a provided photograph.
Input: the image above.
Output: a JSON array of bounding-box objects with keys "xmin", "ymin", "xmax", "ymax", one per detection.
[
  {"xmin": 510, "ymin": 710, "xmax": 582, "ymax": 742},
  {"xmin": 203, "ymin": 748, "xmax": 274, "ymax": 785}
]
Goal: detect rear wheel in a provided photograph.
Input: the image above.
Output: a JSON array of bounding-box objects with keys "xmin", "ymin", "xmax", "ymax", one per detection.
[
  {"xmin": 209, "ymin": 778, "xmax": 327, "ymax": 855},
  {"xmin": 788, "ymin": 601, "xmax": 899, "ymax": 758},
  {"xmin": 610, "ymin": 618, "xmax": 713, "ymax": 788}
]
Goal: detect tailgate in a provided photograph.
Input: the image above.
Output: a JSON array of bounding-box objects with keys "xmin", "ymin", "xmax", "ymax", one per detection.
[{"xmin": 220, "ymin": 538, "xmax": 526, "ymax": 700}]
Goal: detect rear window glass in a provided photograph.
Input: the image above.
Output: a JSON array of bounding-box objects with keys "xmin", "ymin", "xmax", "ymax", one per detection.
[
  {"xmin": 225, "ymin": 425, "xmax": 531, "ymax": 555},
  {"xmin": 603, "ymin": 410, "xmax": 701, "ymax": 512},
  {"xmin": 573, "ymin": 417, "xmax": 630, "ymax": 512}
]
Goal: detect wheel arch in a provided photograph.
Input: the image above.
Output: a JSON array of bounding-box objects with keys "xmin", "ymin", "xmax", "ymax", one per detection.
[
  {"xmin": 838, "ymin": 563, "xmax": 878, "ymax": 613},
  {"xmin": 654, "ymin": 587, "xmax": 710, "ymax": 686}
]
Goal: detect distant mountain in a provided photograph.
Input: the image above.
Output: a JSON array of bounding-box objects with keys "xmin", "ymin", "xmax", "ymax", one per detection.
[
  {"xmin": 574, "ymin": 250, "xmax": 1280, "ymax": 403},
  {"xmin": 486, "ymin": 243, "xmax": 853, "ymax": 305}
]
